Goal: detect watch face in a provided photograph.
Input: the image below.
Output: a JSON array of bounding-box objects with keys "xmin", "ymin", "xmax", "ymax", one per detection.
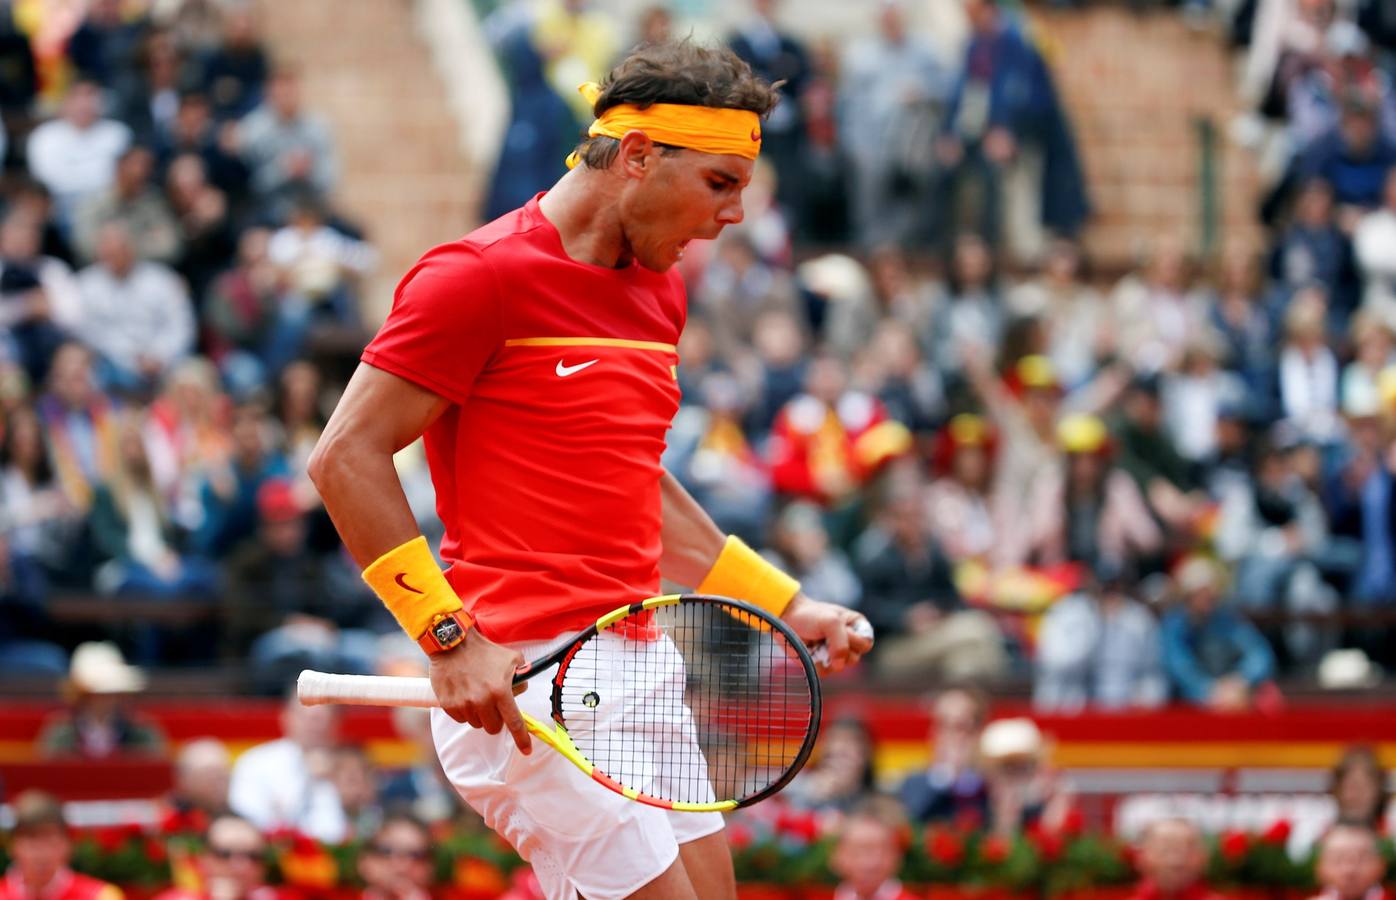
[{"xmin": 433, "ymin": 616, "xmax": 464, "ymax": 647}]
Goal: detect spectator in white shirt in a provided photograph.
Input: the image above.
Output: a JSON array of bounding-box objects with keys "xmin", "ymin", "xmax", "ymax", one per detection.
[
  {"xmin": 74, "ymin": 222, "xmax": 195, "ymax": 394},
  {"xmin": 1279, "ymin": 285, "xmax": 1341, "ymax": 444},
  {"xmin": 267, "ymin": 195, "xmax": 375, "ymax": 324},
  {"xmin": 26, "ymin": 80, "xmax": 131, "ymax": 226},
  {"xmin": 228, "ymin": 693, "xmax": 348, "ymax": 843}
]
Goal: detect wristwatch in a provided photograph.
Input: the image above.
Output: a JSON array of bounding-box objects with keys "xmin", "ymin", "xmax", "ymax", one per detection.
[{"xmin": 417, "ymin": 610, "xmax": 472, "ymax": 655}]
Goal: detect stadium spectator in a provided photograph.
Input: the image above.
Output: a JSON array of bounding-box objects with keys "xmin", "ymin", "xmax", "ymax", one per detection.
[
  {"xmin": 936, "ymin": 233, "xmax": 1007, "ymax": 380},
  {"xmin": 1112, "ymin": 238, "xmax": 1210, "ymax": 376},
  {"xmin": 1274, "ymin": 178, "xmax": 1350, "ymax": 310},
  {"xmin": 857, "ymin": 319, "xmax": 945, "ymax": 434},
  {"xmin": 1353, "ymin": 167, "xmax": 1396, "ymax": 326},
  {"xmin": 924, "ymin": 414, "xmax": 1004, "ymax": 567},
  {"xmin": 1035, "ymin": 558, "xmax": 1168, "ymax": 712},
  {"xmin": 1128, "ymin": 817, "xmax": 1221, "ymax": 900},
  {"xmin": 237, "ymin": 66, "xmax": 337, "ymax": 215},
  {"xmin": 937, "ymin": 0, "xmax": 1088, "ymax": 262},
  {"xmin": 164, "ymin": 153, "xmax": 237, "ymax": 306},
  {"xmin": 767, "ymin": 352, "xmax": 911, "ymax": 506},
  {"xmin": 1296, "ymin": 94, "xmax": 1396, "ymax": 214},
  {"xmin": 1216, "ymin": 432, "xmax": 1341, "ymax": 667},
  {"xmin": 829, "ymin": 795, "xmax": 918, "ymax": 900},
  {"xmin": 199, "ymin": 6, "xmax": 269, "ymax": 123},
  {"xmin": 142, "ymin": 357, "xmax": 233, "ymax": 526},
  {"xmin": 1023, "ymin": 413, "xmax": 1163, "ymax": 568},
  {"xmin": 1161, "ymin": 555, "xmax": 1278, "ymax": 709},
  {"xmin": 1009, "ymin": 238, "xmax": 1108, "ymax": 389},
  {"xmin": 531, "ymin": 0, "xmax": 618, "ymax": 124},
  {"xmin": 36, "ymin": 641, "xmax": 166, "ymax": 759},
  {"xmin": 331, "ymin": 745, "xmax": 383, "ymax": 839},
  {"xmin": 0, "ymin": 209, "xmax": 80, "ymax": 385},
  {"xmin": 224, "ymin": 477, "xmax": 380, "ymax": 693},
  {"xmin": 267, "ymin": 194, "xmax": 376, "ymax": 324},
  {"xmin": 1115, "ymin": 374, "xmax": 1210, "ymax": 534},
  {"xmin": 72, "ymin": 221, "xmax": 196, "ymax": 394},
  {"xmin": 116, "ymin": 29, "xmax": 195, "ymax": 145},
  {"xmin": 72, "ymin": 144, "xmax": 181, "ymax": 266},
  {"xmin": 802, "ymin": 252, "xmax": 876, "ymax": 361},
  {"xmin": 980, "ymin": 717, "xmax": 1073, "ymax": 837},
  {"xmin": 26, "ymin": 79, "xmax": 132, "ymax": 225},
  {"xmin": 66, "ymin": 0, "xmax": 148, "ymax": 87},
  {"xmin": 0, "ymin": 790, "xmax": 122, "ymax": 900},
  {"xmin": 1162, "ymin": 332, "xmax": 1251, "ymax": 465},
  {"xmin": 204, "ymin": 227, "xmax": 307, "ymax": 390},
  {"xmin": 785, "ymin": 716, "xmax": 877, "ymax": 813},
  {"xmin": 727, "ymin": 0, "xmax": 811, "ymax": 218},
  {"xmin": 155, "ymin": 91, "xmax": 251, "ymax": 205},
  {"xmin": 228, "ymin": 692, "xmax": 348, "ymax": 843},
  {"xmin": 194, "ymin": 401, "xmax": 291, "ymax": 557},
  {"xmin": 1329, "ymin": 745, "xmax": 1394, "ymax": 830},
  {"xmin": 837, "ymin": 0, "xmax": 947, "ymax": 248},
  {"xmin": 1311, "ymin": 823, "xmax": 1388, "ymax": 900},
  {"xmin": 746, "ymin": 308, "xmax": 808, "ymax": 432},
  {"xmin": 1277, "ymin": 285, "xmax": 1342, "ymax": 443},
  {"xmin": 854, "ymin": 462, "xmax": 1007, "ymax": 682},
  {"xmin": 1339, "ymin": 311, "xmax": 1395, "ymax": 414},
  {"xmin": 764, "ymin": 501, "xmax": 861, "ymax": 611},
  {"xmin": 36, "ymin": 343, "xmax": 120, "ymax": 515},
  {"xmin": 897, "ymin": 687, "xmax": 989, "ymax": 825},
  {"xmin": 168, "ymin": 738, "xmax": 233, "ymax": 820},
  {"xmin": 697, "ymin": 232, "xmax": 803, "ymax": 363},
  {"xmin": 1208, "ymin": 245, "xmax": 1279, "ymax": 402},
  {"xmin": 153, "ymin": 814, "xmax": 279, "ymax": 900},
  {"xmin": 357, "ymin": 814, "xmax": 435, "ymax": 900},
  {"xmin": 89, "ymin": 417, "xmax": 218, "ymax": 600}
]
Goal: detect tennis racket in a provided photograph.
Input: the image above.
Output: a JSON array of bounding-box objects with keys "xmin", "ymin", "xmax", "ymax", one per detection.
[{"xmin": 299, "ymin": 593, "xmax": 872, "ymax": 812}]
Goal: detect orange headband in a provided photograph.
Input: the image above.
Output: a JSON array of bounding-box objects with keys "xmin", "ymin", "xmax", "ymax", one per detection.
[{"xmin": 565, "ymin": 82, "xmax": 762, "ymax": 168}]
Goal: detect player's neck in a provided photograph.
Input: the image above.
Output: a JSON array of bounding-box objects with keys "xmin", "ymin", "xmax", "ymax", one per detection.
[{"xmin": 538, "ymin": 168, "xmax": 634, "ymax": 269}]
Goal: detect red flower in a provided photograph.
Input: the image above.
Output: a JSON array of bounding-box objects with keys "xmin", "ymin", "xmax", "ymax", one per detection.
[
  {"xmin": 1030, "ymin": 828, "xmax": 1064, "ymax": 862},
  {"xmin": 774, "ymin": 809, "xmax": 820, "ymax": 844},
  {"xmin": 726, "ymin": 822, "xmax": 755, "ymax": 851},
  {"xmin": 980, "ymin": 834, "xmax": 1011, "ymax": 864},
  {"xmin": 144, "ymin": 838, "xmax": 168, "ymax": 863},
  {"xmin": 1220, "ymin": 830, "xmax": 1250, "ymax": 863},
  {"xmin": 91, "ymin": 827, "xmax": 129, "ymax": 852},
  {"xmin": 927, "ymin": 830, "xmax": 965, "ymax": 867},
  {"xmin": 1261, "ymin": 819, "xmax": 1292, "ymax": 846},
  {"xmin": 1060, "ymin": 807, "xmax": 1086, "ymax": 837}
]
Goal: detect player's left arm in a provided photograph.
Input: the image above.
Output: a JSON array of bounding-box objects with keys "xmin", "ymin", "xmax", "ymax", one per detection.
[{"xmin": 658, "ymin": 470, "xmax": 873, "ymax": 671}]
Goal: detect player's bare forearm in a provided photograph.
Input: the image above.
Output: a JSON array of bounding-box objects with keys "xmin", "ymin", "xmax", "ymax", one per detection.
[
  {"xmin": 657, "ymin": 469, "xmax": 727, "ymax": 587},
  {"xmin": 308, "ymin": 363, "xmax": 448, "ymax": 567}
]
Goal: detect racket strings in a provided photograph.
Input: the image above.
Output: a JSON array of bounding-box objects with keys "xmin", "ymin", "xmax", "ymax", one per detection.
[{"xmin": 555, "ymin": 600, "xmax": 815, "ymax": 805}]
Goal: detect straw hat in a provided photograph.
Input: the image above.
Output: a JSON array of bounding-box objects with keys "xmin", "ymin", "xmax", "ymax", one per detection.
[{"xmin": 67, "ymin": 642, "xmax": 146, "ymax": 694}]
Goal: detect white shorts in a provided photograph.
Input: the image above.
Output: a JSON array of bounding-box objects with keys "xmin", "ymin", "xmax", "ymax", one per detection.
[{"xmin": 432, "ymin": 632, "xmax": 726, "ymax": 900}]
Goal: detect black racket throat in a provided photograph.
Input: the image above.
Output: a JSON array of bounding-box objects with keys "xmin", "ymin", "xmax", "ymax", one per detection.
[{"xmin": 512, "ymin": 594, "xmax": 822, "ymax": 809}]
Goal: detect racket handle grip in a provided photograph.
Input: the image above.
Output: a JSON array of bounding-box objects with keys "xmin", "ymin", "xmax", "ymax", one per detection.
[
  {"xmin": 298, "ymin": 670, "xmax": 439, "ymax": 708},
  {"xmin": 810, "ymin": 617, "xmax": 875, "ymax": 667}
]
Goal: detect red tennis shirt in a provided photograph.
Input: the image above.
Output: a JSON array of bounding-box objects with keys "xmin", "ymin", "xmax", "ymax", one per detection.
[{"xmin": 361, "ymin": 196, "xmax": 685, "ymax": 642}]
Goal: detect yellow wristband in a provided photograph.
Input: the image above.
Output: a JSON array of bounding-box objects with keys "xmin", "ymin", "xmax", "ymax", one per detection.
[
  {"xmin": 362, "ymin": 536, "xmax": 467, "ymax": 640},
  {"xmin": 696, "ymin": 535, "xmax": 801, "ymax": 616}
]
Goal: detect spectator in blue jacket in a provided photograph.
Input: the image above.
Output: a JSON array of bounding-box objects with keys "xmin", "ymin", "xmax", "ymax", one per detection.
[
  {"xmin": 1161, "ymin": 556, "xmax": 1276, "ymax": 710},
  {"xmin": 1297, "ymin": 94, "xmax": 1396, "ymax": 215}
]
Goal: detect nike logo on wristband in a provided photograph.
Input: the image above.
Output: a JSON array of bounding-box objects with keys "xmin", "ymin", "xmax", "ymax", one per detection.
[
  {"xmin": 556, "ymin": 359, "xmax": 599, "ymax": 377},
  {"xmin": 395, "ymin": 573, "xmax": 424, "ymax": 594}
]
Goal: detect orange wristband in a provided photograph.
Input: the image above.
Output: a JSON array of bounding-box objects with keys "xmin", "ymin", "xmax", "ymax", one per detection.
[
  {"xmin": 696, "ymin": 535, "xmax": 801, "ymax": 616},
  {"xmin": 362, "ymin": 536, "xmax": 468, "ymax": 640}
]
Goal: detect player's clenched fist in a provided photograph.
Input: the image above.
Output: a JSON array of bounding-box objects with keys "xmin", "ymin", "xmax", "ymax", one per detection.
[{"xmin": 429, "ymin": 630, "xmax": 532, "ymax": 754}]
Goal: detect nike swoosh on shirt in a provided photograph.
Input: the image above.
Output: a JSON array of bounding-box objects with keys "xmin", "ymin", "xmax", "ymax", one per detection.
[{"xmin": 555, "ymin": 359, "xmax": 599, "ymax": 377}]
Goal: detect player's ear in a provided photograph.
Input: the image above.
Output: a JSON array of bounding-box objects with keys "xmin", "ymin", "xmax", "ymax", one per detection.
[{"xmin": 617, "ymin": 130, "xmax": 656, "ymax": 180}]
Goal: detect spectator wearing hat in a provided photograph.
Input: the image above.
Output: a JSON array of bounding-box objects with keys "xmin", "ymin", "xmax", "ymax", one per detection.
[
  {"xmin": 1035, "ymin": 557, "xmax": 1167, "ymax": 712},
  {"xmin": 925, "ymin": 413, "xmax": 1006, "ymax": 567},
  {"xmin": 1127, "ymin": 818, "xmax": 1222, "ymax": 900},
  {"xmin": 829, "ymin": 795, "xmax": 918, "ymax": 900},
  {"xmin": 1023, "ymin": 413, "xmax": 1163, "ymax": 569},
  {"xmin": 979, "ymin": 718, "xmax": 1074, "ymax": 838},
  {"xmin": 896, "ymin": 687, "xmax": 990, "ymax": 826},
  {"xmin": 358, "ymin": 814, "xmax": 435, "ymax": 900},
  {"xmin": 0, "ymin": 790, "xmax": 122, "ymax": 900},
  {"xmin": 224, "ymin": 477, "xmax": 382, "ymax": 693},
  {"xmin": 35, "ymin": 641, "xmax": 166, "ymax": 759},
  {"xmin": 1216, "ymin": 432, "xmax": 1341, "ymax": 668},
  {"xmin": 1160, "ymin": 556, "xmax": 1277, "ymax": 709},
  {"xmin": 1310, "ymin": 823, "xmax": 1389, "ymax": 900},
  {"xmin": 153, "ymin": 814, "xmax": 284, "ymax": 900}
]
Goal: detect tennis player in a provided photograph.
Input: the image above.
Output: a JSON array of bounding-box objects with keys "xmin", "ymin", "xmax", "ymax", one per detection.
[{"xmin": 308, "ymin": 41, "xmax": 873, "ymax": 900}]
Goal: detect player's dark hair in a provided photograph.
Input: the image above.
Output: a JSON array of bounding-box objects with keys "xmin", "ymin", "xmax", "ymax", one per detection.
[{"xmin": 573, "ymin": 40, "xmax": 780, "ymax": 170}]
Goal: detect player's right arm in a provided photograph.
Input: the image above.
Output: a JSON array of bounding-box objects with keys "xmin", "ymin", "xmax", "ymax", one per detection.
[{"xmin": 307, "ymin": 363, "xmax": 531, "ymax": 753}]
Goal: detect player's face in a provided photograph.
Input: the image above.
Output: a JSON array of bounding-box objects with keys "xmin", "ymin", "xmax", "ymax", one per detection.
[{"xmin": 621, "ymin": 148, "xmax": 752, "ymax": 271}]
